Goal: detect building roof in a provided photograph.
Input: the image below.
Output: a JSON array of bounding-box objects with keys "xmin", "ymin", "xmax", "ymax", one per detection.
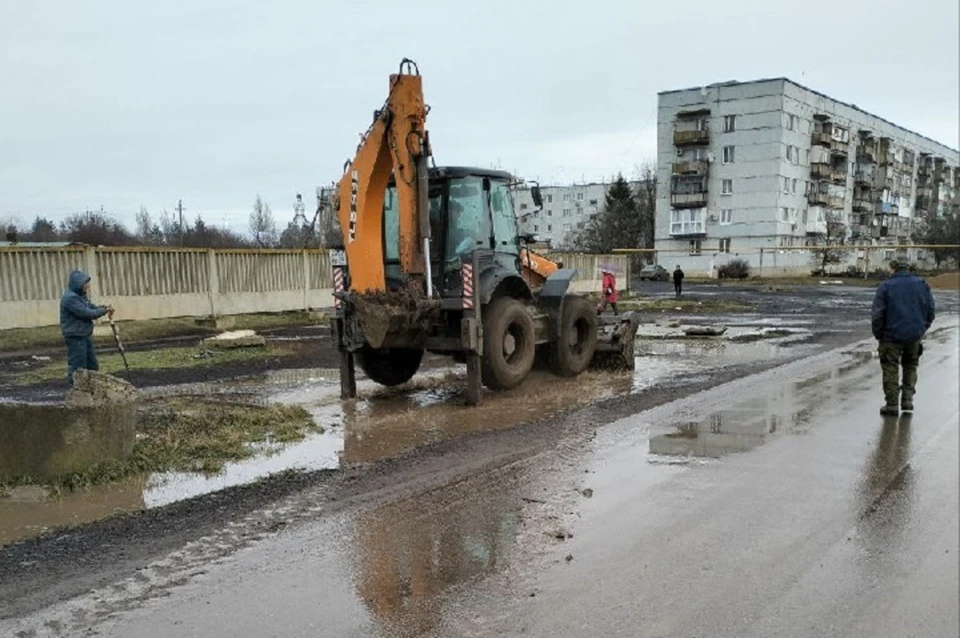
[{"xmin": 658, "ymin": 77, "xmax": 958, "ymax": 155}]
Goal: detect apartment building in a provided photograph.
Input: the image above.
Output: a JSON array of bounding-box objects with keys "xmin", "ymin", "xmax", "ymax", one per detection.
[
  {"xmin": 511, "ymin": 182, "xmax": 614, "ymax": 248},
  {"xmin": 655, "ymin": 78, "xmax": 959, "ymax": 276}
]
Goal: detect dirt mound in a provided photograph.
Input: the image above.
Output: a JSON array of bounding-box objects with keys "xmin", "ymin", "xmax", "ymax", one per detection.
[
  {"xmin": 66, "ymin": 370, "xmax": 138, "ymax": 408},
  {"xmin": 927, "ymin": 272, "xmax": 960, "ymax": 290}
]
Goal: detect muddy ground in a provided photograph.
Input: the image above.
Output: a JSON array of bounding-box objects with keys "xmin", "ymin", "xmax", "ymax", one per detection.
[{"xmin": 0, "ymin": 282, "xmax": 956, "ymax": 631}]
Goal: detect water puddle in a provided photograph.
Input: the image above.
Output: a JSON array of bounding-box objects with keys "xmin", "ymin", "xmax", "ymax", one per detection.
[{"xmin": 649, "ymin": 347, "xmax": 877, "ymax": 458}]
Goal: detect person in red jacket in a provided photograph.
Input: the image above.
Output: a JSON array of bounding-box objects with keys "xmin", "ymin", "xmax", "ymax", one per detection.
[{"xmin": 597, "ymin": 268, "xmax": 619, "ymax": 315}]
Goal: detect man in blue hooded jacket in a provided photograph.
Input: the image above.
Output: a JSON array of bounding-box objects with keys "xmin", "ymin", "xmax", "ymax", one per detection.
[
  {"xmin": 60, "ymin": 270, "xmax": 114, "ymax": 383},
  {"xmin": 871, "ymin": 260, "xmax": 935, "ymax": 416}
]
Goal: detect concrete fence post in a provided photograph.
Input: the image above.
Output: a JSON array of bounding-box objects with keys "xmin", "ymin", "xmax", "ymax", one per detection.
[
  {"xmin": 83, "ymin": 246, "xmax": 101, "ymax": 298},
  {"xmin": 302, "ymin": 250, "xmax": 310, "ymax": 311},
  {"xmin": 207, "ymin": 249, "xmax": 220, "ymax": 317}
]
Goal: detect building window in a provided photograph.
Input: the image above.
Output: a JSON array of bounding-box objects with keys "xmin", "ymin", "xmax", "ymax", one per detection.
[
  {"xmin": 722, "ymin": 146, "xmax": 735, "ymax": 164},
  {"xmin": 785, "ymin": 145, "xmax": 800, "ymax": 164},
  {"xmin": 534, "ymin": 211, "xmax": 539, "ymax": 218},
  {"xmin": 546, "ymin": 194, "xmax": 553, "ymax": 203},
  {"xmin": 719, "ymin": 238, "xmax": 731, "ymax": 254},
  {"xmin": 786, "ymin": 114, "xmax": 797, "ymax": 131},
  {"xmin": 670, "ymin": 209, "xmax": 705, "ymax": 235},
  {"xmin": 589, "ymin": 199, "xmax": 598, "ymax": 205},
  {"xmin": 792, "ymin": 178, "xmax": 798, "ymax": 194},
  {"xmin": 547, "ymin": 224, "xmax": 552, "ymax": 232},
  {"xmin": 533, "ymin": 224, "xmax": 539, "ymax": 232},
  {"xmin": 689, "ymin": 239, "xmax": 702, "ymax": 255},
  {"xmin": 722, "ymin": 179, "xmax": 733, "ymax": 195},
  {"xmin": 781, "ymin": 207, "xmax": 790, "ymax": 222},
  {"xmin": 520, "ymin": 203, "xmax": 528, "ymax": 210},
  {"xmin": 547, "ymin": 209, "xmax": 552, "ymax": 217},
  {"xmin": 562, "ymin": 208, "xmax": 572, "ymax": 217},
  {"xmin": 563, "ymin": 193, "xmax": 572, "ymax": 203},
  {"xmin": 782, "ymin": 177, "xmax": 790, "ymax": 193},
  {"xmin": 723, "ymin": 115, "xmax": 737, "ymax": 133},
  {"xmin": 576, "ymin": 192, "xmax": 584, "ymax": 201},
  {"xmin": 720, "ymin": 209, "xmax": 733, "ymax": 225}
]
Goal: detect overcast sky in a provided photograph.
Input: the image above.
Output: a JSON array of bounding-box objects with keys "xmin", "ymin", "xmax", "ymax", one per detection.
[{"xmin": 1, "ymin": 0, "xmax": 957, "ymax": 234}]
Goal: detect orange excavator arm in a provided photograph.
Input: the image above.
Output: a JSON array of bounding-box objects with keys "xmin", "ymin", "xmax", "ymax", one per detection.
[{"xmin": 336, "ymin": 59, "xmax": 431, "ymax": 293}]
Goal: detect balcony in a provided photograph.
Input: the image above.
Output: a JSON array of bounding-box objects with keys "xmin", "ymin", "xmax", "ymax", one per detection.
[
  {"xmin": 811, "ymin": 162, "xmax": 831, "ymax": 179},
  {"xmin": 811, "ymin": 131, "xmax": 832, "ymax": 147},
  {"xmin": 808, "ymin": 187, "xmax": 829, "ymax": 206},
  {"xmin": 829, "ymin": 140, "xmax": 849, "ymax": 156},
  {"xmin": 671, "ymin": 192, "xmax": 708, "ymax": 208},
  {"xmin": 854, "ymin": 170, "xmax": 874, "ymax": 185},
  {"xmin": 852, "ymin": 196, "xmax": 874, "ymax": 212},
  {"xmin": 672, "ymin": 161, "xmax": 709, "ymax": 175},
  {"xmin": 673, "ymin": 129, "xmax": 710, "ymax": 146},
  {"xmin": 826, "ymin": 196, "xmax": 846, "ymax": 210},
  {"xmin": 806, "ymin": 220, "xmax": 827, "ymax": 235},
  {"xmin": 875, "ymin": 201, "xmax": 900, "ymax": 216},
  {"xmin": 829, "ymin": 169, "xmax": 847, "ymax": 184},
  {"xmin": 857, "ymin": 150, "xmax": 876, "ymax": 165},
  {"xmin": 915, "ymin": 195, "xmax": 932, "ymax": 211}
]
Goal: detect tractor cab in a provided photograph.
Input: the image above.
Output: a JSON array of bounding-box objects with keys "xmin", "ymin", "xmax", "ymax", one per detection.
[{"xmin": 383, "ymin": 166, "xmax": 521, "ymax": 297}]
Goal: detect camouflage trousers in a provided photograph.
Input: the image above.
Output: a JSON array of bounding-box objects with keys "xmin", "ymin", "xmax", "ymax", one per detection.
[{"xmin": 878, "ymin": 341, "xmax": 923, "ymax": 406}]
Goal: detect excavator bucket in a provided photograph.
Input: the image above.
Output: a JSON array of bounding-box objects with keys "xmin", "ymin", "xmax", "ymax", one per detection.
[{"xmin": 591, "ymin": 311, "xmax": 641, "ymax": 371}]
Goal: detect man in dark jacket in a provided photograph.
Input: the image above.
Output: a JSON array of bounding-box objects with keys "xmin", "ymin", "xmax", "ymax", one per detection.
[
  {"xmin": 60, "ymin": 270, "xmax": 114, "ymax": 383},
  {"xmin": 871, "ymin": 260, "xmax": 935, "ymax": 416},
  {"xmin": 672, "ymin": 265, "xmax": 685, "ymax": 298}
]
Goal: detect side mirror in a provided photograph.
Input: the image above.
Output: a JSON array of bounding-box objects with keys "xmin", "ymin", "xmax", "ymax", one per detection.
[{"xmin": 530, "ymin": 184, "xmax": 543, "ymax": 208}]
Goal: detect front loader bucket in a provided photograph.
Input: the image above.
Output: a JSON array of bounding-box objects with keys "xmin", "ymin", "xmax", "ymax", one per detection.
[{"xmin": 591, "ymin": 312, "xmax": 640, "ymax": 371}]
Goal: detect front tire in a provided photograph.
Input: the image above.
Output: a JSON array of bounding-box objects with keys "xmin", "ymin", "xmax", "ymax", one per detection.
[
  {"xmin": 550, "ymin": 295, "xmax": 598, "ymax": 377},
  {"xmin": 481, "ymin": 297, "xmax": 536, "ymax": 391},
  {"xmin": 356, "ymin": 347, "xmax": 423, "ymax": 387}
]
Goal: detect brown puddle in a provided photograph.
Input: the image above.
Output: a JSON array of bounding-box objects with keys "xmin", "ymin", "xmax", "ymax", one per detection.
[
  {"xmin": 0, "ymin": 476, "xmax": 147, "ymax": 546},
  {"xmin": 350, "ymin": 463, "xmax": 527, "ymax": 636}
]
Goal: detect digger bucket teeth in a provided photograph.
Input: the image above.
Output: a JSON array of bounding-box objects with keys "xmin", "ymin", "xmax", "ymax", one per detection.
[{"xmin": 592, "ymin": 312, "xmax": 640, "ymax": 371}]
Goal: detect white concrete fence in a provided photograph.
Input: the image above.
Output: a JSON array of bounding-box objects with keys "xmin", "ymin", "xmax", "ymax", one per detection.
[{"xmin": 0, "ymin": 247, "xmax": 628, "ymax": 331}]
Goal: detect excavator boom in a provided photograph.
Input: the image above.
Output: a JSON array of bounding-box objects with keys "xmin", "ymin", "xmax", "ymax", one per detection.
[{"xmin": 336, "ymin": 60, "xmax": 430, "ymax": 293}]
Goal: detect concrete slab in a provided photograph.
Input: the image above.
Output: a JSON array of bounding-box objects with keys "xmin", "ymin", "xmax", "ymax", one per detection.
[{"xmin": 200, "ymin": 330, "xmax": 266, "ymax": 349}]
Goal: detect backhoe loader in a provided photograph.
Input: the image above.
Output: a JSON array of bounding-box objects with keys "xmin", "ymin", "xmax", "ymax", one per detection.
[{"xmin": 329, "ymin": 59, "xmax": 637, "ymax": 404}]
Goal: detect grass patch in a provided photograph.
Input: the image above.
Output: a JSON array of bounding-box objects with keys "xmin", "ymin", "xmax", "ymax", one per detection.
[
  {"xmin": 0, "ymin": 311, "xmax": 322, "ymax": 353},
  {"xmin": 8, "ymin": 344, "xmax": 293, "ymax": 385},
  {"xmin": 1, "ymin": 399, "xmax": 320, "ymax": 493}
]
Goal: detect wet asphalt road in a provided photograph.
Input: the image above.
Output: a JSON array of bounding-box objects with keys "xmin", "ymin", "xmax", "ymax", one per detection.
[{"xmin": 19, "ymin": 321, "xmax": 953, "ymax": 638}]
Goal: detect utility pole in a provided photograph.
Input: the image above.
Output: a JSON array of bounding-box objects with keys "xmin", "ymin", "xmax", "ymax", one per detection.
[{"xmin": 176, "ymin": 199, "xmax": 185, "ymax": 245}]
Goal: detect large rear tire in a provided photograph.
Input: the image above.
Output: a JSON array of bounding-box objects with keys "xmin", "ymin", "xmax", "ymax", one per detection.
[
  {"xmin": 481, "ymin": 297, "xmax": 536, "ymax": 391},
  {"xmin": 356, "ymin": 347, "xmax": 423, "ymax": 387},
  {"xmin": 550, "ymin": 295, "xmax": 598, "ymax": 377}
]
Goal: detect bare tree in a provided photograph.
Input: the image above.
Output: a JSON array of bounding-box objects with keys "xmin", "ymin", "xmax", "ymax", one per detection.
[
  {"xmin": 809, "ymin": 210, "xmax": 851, "ymax": 275},
  {"xmin": 135, "ymin": 206, "xmax": 153, "ymax": 243},
  {"xmin": 249, "ymin": 194, "xmax": 277, "ymax": 247},
  {"xmin": 914, "ymin": 193, "xmax": 960, "ymax": 269}
]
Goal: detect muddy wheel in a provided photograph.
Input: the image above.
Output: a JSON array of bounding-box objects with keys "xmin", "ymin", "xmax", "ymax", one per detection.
[
  {"xmin": 481, "ymin": 297, "xmax": 536, "ymax": 391},
  {"xmin": 356, "ymin": 347, "xmax": 423, "ymax": 387},
  {"xmin": 550, "ymin": 295, "xmax": 598, "ymax": 377}
]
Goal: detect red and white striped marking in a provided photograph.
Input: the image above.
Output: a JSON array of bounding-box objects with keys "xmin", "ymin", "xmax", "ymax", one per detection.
[
  {"xmin": 333, "ymin": 267, "xmax": 345, "ymax": 308},
  {"xmin": 461, "ymin": 262, "xmax": 474, "ymax": 309}
]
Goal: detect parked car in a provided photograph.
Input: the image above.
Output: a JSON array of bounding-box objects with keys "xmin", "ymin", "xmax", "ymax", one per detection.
[{"xmin": 637, "ymin": 264, "xmax": 669, "ymax": 281}]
